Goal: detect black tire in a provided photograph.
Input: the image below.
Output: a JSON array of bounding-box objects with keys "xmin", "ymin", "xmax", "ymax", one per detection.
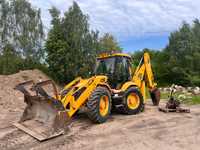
[
  {"xmin": 117, "ymin": 87, "xmax": 144, "ymax": 115},
  {"xmin": 86, "ymin": 87, "xmax": 111, "ymax": 123}
]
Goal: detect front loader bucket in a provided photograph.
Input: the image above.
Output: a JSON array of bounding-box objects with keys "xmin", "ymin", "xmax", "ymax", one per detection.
[{"xmin": 13, "ymin": 80, "xmax": 70, "ymax": 141}]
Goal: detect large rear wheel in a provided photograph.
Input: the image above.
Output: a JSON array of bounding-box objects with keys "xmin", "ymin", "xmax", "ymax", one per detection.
[
  {"xmin": 118, "ymin": 87, "xmax": 144, "ymax": 115},
  {"xmin": 86, "ymin": 87, "xmax": 111, "ymax": 123}
]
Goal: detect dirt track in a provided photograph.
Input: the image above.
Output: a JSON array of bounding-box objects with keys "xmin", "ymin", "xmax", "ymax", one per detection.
[
  {"xmin": 0, "ymin": 70, "xmax": 200, "ymax": 150},
  {"xmin": 0, "ymin": 102, "xmax": 200, "ymax": 150}
]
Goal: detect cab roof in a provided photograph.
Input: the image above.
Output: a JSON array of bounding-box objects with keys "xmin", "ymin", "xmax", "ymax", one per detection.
[{"xmin": 97, "ymin": 52, "xmax": 131, "ymax": 59}]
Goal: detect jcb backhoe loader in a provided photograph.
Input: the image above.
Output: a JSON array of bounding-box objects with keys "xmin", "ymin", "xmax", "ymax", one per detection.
[{"xmin": 14, "ymin": 52, "xmax": 160, "ymax": 141}]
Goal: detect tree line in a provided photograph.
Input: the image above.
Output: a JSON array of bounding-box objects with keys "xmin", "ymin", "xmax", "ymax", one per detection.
[
  {"xmin": 0, "ymin": 0, "xmax": 121, "ymax": 82},
  {"xmin": 0, "ymin": 0, "xmax": 44, "ymax": 74},
  {"xmin": 45, "ymin": 3, "xmax": 121, "ymax": 83},
  {"xmin": 132, "ymin": 20, "xmax": 200, "ymax": 86},
  {"xmin": 0, "ymin": 0, "xmax": 199, "ymax": 86}
]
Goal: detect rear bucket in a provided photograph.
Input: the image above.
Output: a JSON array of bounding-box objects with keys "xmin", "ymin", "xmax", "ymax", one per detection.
[
  {"xmin": 150, "ymin": 88, "xmax": 160, "ymax": 106},
  {"xmin": 13, "ymin": 80, "xmax": 70, "ymax": 141}
]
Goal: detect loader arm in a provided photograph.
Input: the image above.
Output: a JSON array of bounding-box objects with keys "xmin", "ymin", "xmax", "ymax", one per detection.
[
  {"xmin": 13, "ymin": 76, "xmax": 109, "ymax": 141},
  {"xmin": 59, "ymin": 76, "xmax": 109, "ymax": 118},
  {"xmin": 132, "ymin": 52, "xmax": 159, "ymax": 103}
]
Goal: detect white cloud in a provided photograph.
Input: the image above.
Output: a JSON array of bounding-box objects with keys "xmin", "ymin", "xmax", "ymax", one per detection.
[{"xmin": 29, "ymin": 0, "xmax": 200, "ymax": 41}]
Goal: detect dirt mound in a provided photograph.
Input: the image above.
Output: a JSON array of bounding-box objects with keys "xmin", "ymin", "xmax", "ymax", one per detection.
[{"xmin": 0, "ymin": 69, "xmax": 53, "ymax": 110}]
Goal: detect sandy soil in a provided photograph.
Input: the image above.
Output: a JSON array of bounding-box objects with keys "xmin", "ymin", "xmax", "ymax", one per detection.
[{"xmin": 0, "ymin": 70, "xmax": 200, "ymax": 150}]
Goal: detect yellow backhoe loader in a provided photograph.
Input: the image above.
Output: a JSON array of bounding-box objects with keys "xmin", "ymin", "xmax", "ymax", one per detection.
[{"xmin": 14, "ymin": 51, "xmax": 160, "ymax": 141}]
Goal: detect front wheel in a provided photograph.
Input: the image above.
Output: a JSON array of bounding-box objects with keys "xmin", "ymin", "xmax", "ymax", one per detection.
[
  {"xmin": 86, "ymin": 87, "xmax": 111, "ymax": 123},
  {"xmin": 118, "ymin": 87, "xmax": 144, "ymax": 115}
]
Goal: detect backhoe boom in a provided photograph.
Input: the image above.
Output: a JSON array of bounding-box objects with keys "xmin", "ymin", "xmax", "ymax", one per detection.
[{"xmin": 132, "ymin": 52, "xmax": 160, "ymax": 104}]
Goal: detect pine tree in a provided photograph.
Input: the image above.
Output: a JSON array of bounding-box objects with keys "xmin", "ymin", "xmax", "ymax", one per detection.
[
  {"xmin": 45, "ymin": 2, "xmax": 99, "ymax": 83},
  {"xmin": 45, "ymin": 7, "xmax": 69, "ymax": 81}
]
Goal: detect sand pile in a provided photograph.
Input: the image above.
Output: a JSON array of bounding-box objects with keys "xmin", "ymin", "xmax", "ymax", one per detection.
[{"xmin": 0, "ymin": 69, "xmax": 53, "ymax": 110}]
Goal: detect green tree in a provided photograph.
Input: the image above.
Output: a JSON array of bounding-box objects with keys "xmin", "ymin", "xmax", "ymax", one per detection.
[
  {"xmin": 0, "ymin": 0, "xmax": 44, "ymax": 59},
  {"xmin": 164, "ymin": 20, "xmax": 200, "ymax": 86},
  {"xmin": 45, "ymin": 7, "xmax": 68, "ymax": 81},
  {"xmin": 0, "ymin": 44, "xmax": 23, "ymax": 74},
  {"xmin": 46, "ymin": 2, "xmax": 99, "ymax": 83},
  {"xmin": 99, "ymin": 33, "xmax": 122, "ymax": 52},
  {"xmin": 0, "ymin": 0, "xmax": 44, "ymax": 74}
]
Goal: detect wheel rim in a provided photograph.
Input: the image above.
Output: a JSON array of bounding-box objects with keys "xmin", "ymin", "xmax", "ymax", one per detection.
[
  {"xmin": 99, "ymin": 95, "xmax": 109, "ymax": 117},
  {"xmin": 127, "ymin": 93, "xmax": 140, "ymax": 109}
]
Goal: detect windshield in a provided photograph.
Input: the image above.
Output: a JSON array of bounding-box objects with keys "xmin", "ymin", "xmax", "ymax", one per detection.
[{"xmin": 94, "ymin": 57, "xmax": 115, "ymax": 75}]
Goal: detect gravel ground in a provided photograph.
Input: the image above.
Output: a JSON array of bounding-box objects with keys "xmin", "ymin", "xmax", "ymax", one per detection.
[{"xmin": 0, "ymin": 70, "xmax": 199, "ymax": 150}]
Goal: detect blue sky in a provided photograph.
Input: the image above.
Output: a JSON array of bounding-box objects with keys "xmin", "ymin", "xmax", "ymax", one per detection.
[
  {"xmin": 30, "ymin": 0, "xmax": 200, "ymax": 52},
  {"xmin": 120, "ymin": 34, "xmax": 169, "ymax": 52}
]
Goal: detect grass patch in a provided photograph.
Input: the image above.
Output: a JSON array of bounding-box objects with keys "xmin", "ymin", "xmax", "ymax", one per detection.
[
  {"xmin": 145, "ymin": 90, "xmax": 169, "ymax": 100},
  {"xmin": 146, "ymin": 90, "xmax": 200, "ymax": 105},
  {"xmin": 160, "ymin": 92, "xmax": 169, "ymax": 100},
  {"xmin": 186, "ymin": 95, "xmax": 200, "ymax": 105}
]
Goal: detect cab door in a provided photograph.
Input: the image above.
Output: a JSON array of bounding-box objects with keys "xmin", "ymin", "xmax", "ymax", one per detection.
[{"xmin": 112, "ymin": 57, "xmax": 132, "ymax": 89}]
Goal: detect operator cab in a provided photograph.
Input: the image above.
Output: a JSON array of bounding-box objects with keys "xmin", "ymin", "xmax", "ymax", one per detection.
[{"xmin": 94, "ymin": 52, "xmax": 132, "ymax": 89}]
